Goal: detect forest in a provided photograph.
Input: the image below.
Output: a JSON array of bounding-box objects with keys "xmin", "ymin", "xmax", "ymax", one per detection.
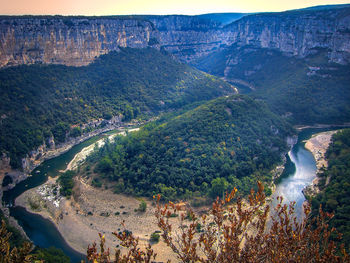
[
  {"xmin": 83, "ymin": 95, "xmax": 294, "ymax": 201},
  {"xmin": 0, "ymin": 48, "xmax": 233, "ymax": 168},
  {"xmin": 194, "ymin": 45, "xmax": 350, "ymax": 124},
  {"xmin": 311, "ymin": 129, "xmax": 350, "ymax": 251}
]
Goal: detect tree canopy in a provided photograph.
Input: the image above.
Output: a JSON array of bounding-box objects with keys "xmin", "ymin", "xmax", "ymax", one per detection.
[
  {"xmin": 0, "ymin": 47, "xmax": 233, "ymax": 168},
  {"xmin": 311, "ymin": 129, "xmax": 350, "ymax": 251},
  {"xmin": 85, "ymin": 95, "xmax": 294, "ymax": 200}
]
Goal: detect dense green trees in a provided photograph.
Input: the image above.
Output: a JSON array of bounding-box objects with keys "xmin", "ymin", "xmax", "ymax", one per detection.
[
  {"xmin": 85, "ymin": 95, "xmax": 294, "ymax": 200},
  {"xmin": 311, "ymin": 129, "xmax": 350, "ymax": 251},
  {"xmin": 58, "ymin": 171, "xmax": 75, "ymax": 198},
  {"xmin": 195, "ymin": 46, "xmax": 350, "ymax": 124},
  {"xmin": 0, "ymin": 48, "xmax": 233, "ymax": 168}
]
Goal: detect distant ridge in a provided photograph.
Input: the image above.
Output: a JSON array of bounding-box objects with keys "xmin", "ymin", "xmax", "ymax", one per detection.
[
  {"xmin": 296, "ymin": 4, "xmax": 350, "ymax": 11},
  {"xmin": 0, "ymin": 4, "xmax": 349, "ymax": 67},
  {"xmin": 196, "ymin": 13, "xmax": 249, "ymax": 26}
]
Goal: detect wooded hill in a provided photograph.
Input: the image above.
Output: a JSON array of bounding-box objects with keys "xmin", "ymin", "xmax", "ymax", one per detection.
[
  {"xmin": 194, "ymin": 46, "xmax": 350, "ymax": 124},
  {"xmin": 311, "ymin": 129, "xmax": 350, "ymax": 251},
  {"xmin": 85, "ymin": 95, "xmax": 294, "ymax": 201},
  {"xmin": 0, "ymin": 48, "xmax": 234, "ymax": 168}
]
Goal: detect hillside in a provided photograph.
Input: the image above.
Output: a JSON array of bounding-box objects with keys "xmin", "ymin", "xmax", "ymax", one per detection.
[
  {"xmin": 195, "ymin": 45, "xmax": 350, "ymax": 124},
  {"xmin": 0, "ymin": 48, "xmax": 234, "ymax": 168},
  {"xmin": 84, "ymin": 95, "xmax": 294, "ymax": 200},
  {"xmin": 311, "ymin": 129, "xmax": 350, "ymax": 251},
  {"xmin": 1, "ymin": 6, "xmax": 349, "ymax": 126}
]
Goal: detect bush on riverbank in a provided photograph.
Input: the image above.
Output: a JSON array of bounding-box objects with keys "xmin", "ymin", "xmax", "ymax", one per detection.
[{"xmin": 58, "ymin": 171, "xmax": 75, "ymax": 198}]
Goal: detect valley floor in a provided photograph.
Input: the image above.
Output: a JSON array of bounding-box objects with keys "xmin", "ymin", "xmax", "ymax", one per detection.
[
  {"xmin": 15, "ymin": 176, "xmax": 180, "ymax": 262},
  {"xmin": 13, "ymin": 129, "xmax": 339, "ymax": 262}
]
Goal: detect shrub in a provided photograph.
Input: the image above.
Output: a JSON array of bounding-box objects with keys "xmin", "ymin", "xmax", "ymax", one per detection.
[
  {"xmin": 138, "ymin": 200, "xmax": 147, "ymax": 212},
  {"xmin": 150, "ymin": 232, "xmax": 160, "ymax": 243},
  {"xmin": 87, "ymin": 182, "xmax": 350, "ymax": 263}
]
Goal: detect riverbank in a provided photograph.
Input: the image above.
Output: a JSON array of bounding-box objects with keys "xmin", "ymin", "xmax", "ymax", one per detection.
[
  {"xmin": 295, "ymin": 123, "xmax": 350, "ymax": 131},
  {"xmin": 303, "ymin": 130, "xmax": 338, "ymax": 196},
  {"xmin": 64, "ymin": 128, "xmax": 139, "ymax": 172},
  {"xmin": 0, "ymin": 125, "xmax": 120, "ymax": 193},
  {"xmin": 15, "ymin": 176, "xmax": 178, "ymax": 262}
]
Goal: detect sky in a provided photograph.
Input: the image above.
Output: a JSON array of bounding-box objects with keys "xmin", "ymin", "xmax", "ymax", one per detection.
[{"xmin": 0, "ymin": 0, "xmax": 349, "ymax": 16}]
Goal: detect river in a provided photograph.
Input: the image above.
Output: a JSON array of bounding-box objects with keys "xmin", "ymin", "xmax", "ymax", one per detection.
[
  {"xmin": 2, "ymin": 130, "xmax": 120, "ymax": 263},
  {"xmin": 271, "ymin": 127, "xmax": 343, "ymax": 221},
  {"xmin": 1, "ymin": 127, "xmax": 339, "ymax": 262},
  {"xmin": 271, "ymin": 129, "xmax": 316, "ymax": 221}
]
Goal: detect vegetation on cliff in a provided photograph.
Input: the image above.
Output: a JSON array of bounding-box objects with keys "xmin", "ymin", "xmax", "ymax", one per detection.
[
  {"xmin": 0, "ymin": 47, "xmax": 233, "ymax": 168},
  {"xmin": 85, "ymin": 95, "xmax": 293, "ymax": 200},
  {"xmin": 311, "ymin": 129, "xmax": 350, "ymax": 251}
]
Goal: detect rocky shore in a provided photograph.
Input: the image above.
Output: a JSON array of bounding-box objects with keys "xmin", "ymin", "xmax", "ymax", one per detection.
[
  {"xmin": 303, "ymin": 130, "xmax": 339, "ymax": 197},
  {"xmin": 64, "ymin": 128, "xmax": 139, "ymax": 172}
]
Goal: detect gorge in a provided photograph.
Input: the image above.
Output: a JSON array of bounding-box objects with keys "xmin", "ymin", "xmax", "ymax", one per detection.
[
  {"xmin": 0, "ymin": 5, "xmax": 349, "ymax": 68},
  {"xmin": 1, "ymin": 3, "xmax": 350, "ymax": 262}
]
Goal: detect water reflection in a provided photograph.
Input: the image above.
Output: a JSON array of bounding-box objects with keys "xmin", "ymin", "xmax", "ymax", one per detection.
[{"xmin": 271, "ymin": 133, "xmax": 316, "ymax": 221}]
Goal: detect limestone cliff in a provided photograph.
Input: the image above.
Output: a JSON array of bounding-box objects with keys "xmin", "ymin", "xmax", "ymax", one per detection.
[
  {"xmin": 148, "ymin": 15, "xmax": 224, "ymax": 63},
  {"xmin": 0, "ymin": 17, "xmax": 155, "ymax": 67},
  {"xmin": 222, "ymin": 7, "xmax": 350, "ymax": 64},
  {"xmin": 0, "ymin": 5, "xmax": 349, "ymax": 67}
]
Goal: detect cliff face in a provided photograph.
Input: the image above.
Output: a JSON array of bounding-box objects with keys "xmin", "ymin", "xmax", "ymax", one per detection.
[
  {"xmin": 0, "ymin": 17, "xmax": 155, "ymax": 67},
  {"xmin": 223, "ymin": 8, "xmax": 350, "ymax": 64},
  {"xmin": 149, "ymin": 16, "xmax": 225, "ymax": 63},
  {"xmin": 0, "ymin": 5, "xmax": 350, "ymax": 68}
]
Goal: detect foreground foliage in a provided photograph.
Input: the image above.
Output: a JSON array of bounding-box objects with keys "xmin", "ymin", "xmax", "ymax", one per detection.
[
  {"xmin": 0, "ymin": 215, "xmax": 72, "ymax": 263},
  {"xmin": 311, "ymin": 129, "xmax": 350, "ymax": 251},
  {"xmin": 0, "ymin": 210, "xmax": 26, "ymax": 249},
  {"xmin": 87, "ymin": 182, "xmax": 349, "ymax": 262},
  {"xmin": 0, "ymin": 221, "xmax": 32, "ymax": 263}
]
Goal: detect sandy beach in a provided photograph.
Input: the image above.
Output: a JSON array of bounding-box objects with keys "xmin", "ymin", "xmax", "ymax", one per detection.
[
  {"xmin": 303, "ymin": 130, "xmax": 339, "ymax": 195},
  {"xmin": 304, "ymin": 130, "xmax": 338, "ymax": 173},
  {"xmin": 16, "ymin": 176, "xmax": 178, "ymax": 262},
  {"xmin": 14, "ymin": 125, "xmax": 180, "ymax": 262},
  {"xmin": 65, "ymin": 128, "xmax": 139, "ymax": 171}
]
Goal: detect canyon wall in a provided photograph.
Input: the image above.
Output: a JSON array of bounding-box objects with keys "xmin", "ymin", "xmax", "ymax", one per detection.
[
  {"xmin": 223, "ymin": 7, "xmax": 350, "ymax": 64},
  {"xmin": 0, "ymin": 17, "xmax": 155, "ymax": 67},
  {"xmin": 0, "ymin": 5, "xmax": 349, "ymax": 67}
]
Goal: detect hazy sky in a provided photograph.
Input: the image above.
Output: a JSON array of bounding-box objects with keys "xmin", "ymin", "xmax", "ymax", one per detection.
[{"xmin": 0, "ymin": 0, "xmax": 349, "ymax": 15}]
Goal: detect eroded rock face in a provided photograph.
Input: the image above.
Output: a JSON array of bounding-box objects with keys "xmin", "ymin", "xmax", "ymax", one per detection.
[
  {"xmin": 0, "ymin": 6, "xmax": 349, "ymax": 67},
  {"xmin": 222, "ymin": 8, "xmax": 350, "ymax": 64},
  {"xmin": 0, "ymin": 17, "xmax": 155, "ymax": 67}
]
